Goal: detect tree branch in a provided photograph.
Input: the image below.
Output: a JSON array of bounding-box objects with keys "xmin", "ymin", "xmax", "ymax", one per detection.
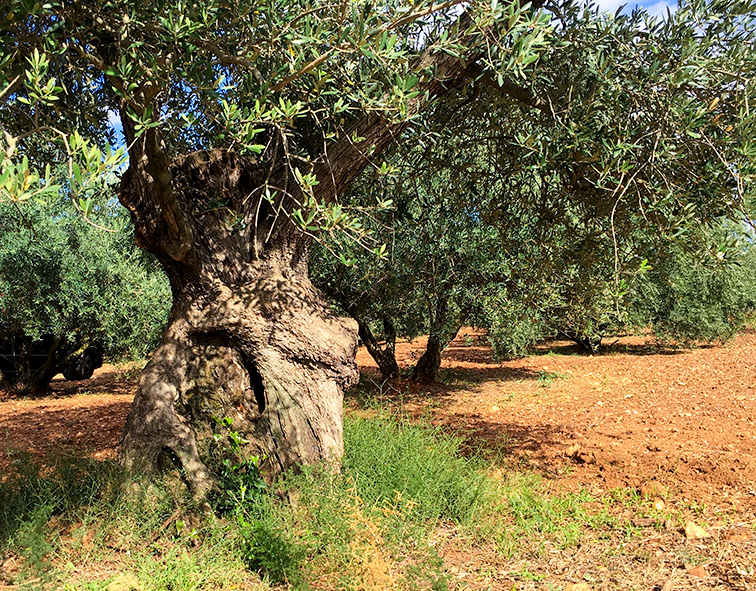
[
  {"xmin": 310, "ymin": 12, "xmax": 481, "ymax": 201},
  {"xmin": 200, "ymin": 40, "xmax": 265, "ymax": 85},
  {"xmin": 387, "ymin": 0, "xmax": 468, "ymax": 31},
  {"xmin": 272, "ymin": 47, "xmax": 340, "ymax": 93},
  {"xmin": 0, "ymin": 75, "xmax": 21, "ymax": 109},
  {"xmin": 478, "ymin": 72, "xmax": 559, "ymax": 117}
]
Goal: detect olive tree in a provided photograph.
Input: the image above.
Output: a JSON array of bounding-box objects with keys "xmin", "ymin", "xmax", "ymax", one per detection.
[
  {"xmin": 0, "ymin": 191, "xmax": 171, "ymax": 392},
  {"xmin": 2, "ymin": 0, "xmax": 753, "ymax": 495}
]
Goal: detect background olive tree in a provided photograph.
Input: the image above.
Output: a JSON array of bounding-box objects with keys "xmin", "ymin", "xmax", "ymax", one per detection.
[{"xmin": 0, "ymin": 187, "xmax": 171, "ymax": 392}]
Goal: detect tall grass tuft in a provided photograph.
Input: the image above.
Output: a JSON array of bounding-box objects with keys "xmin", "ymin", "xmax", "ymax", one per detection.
[
  {"xmin": 343, "ymin": 414, "xmax": 496, "ymax": 526},
  {"xmin": 0, "ymin": 450, "xmax": 117, "ymax": 550}
]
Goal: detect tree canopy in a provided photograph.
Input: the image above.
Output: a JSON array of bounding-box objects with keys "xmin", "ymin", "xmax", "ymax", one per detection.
[
  {"xmin": 3, "ymin": 0, "xmax": 753, "ymax": 230},
  {"xmin": 0, "ymin": 187, "xmax": 171, "ymax": 391}
]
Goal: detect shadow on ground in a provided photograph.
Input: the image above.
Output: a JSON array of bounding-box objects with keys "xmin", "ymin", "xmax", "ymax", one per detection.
[
  {"xmin": 1, "ymin": 368, "xmax": 138, "ymax": 402},
  {"xmin": 346, "ymin": 370, "xmax": 572, "ymax": 479},
  {"xmin": 0, "ymin": 400, "xmax": 131, "ymax": 467}
]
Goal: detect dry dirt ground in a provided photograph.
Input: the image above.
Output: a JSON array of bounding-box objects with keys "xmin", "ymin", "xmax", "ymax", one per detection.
[
  {"xmin": 353, "ymin": 329, "xmax": 756, "ymax": 591},
  {"xmin": 2, "ymin": 329, "xmax": 756, "ymax": 590},
  {"xmin": 353, "ymin": 329, "xmax": 756, "ymax": 514}
]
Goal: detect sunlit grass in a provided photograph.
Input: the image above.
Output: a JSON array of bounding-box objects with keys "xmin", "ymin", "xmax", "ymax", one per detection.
[{"xmin": 1, "ymin": 412, "xmax": 631, "ymax": 591}]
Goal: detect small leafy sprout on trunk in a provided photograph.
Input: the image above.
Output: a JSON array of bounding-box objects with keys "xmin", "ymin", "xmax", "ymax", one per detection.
[{"xmin": 209, "ymin": 417, "xmax": 267, "ymax": 514}]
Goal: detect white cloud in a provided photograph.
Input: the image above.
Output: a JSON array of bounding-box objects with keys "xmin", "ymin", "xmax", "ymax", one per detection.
[{"xmin": 643, "ymin": 0, "xmax": 677, "ymax": 19}]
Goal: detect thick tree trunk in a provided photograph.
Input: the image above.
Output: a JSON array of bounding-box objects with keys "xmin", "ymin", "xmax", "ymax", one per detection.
[
  {"xmin": 356, "ymin": 316, "xmax": 400, "ymax": 380},
  {"xmin": 115, "ymin": 14, "xmax": 489, "ymax": 493},
  {"xmin": 117, "ymin": 149, "xmax": 359, "ymax": 496},
  {"xmin": 120, "ymin": 265, "xmax": 358, "ymax": 496}
]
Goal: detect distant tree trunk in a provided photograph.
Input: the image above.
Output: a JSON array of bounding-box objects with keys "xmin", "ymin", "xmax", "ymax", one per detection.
[
  {"xmin": 412, "ymin": 333, "xmax": 444, "ymax": 383},
  {"xmin": 412, "ymin": 294, "xmax": 461, "ymax": 383},
  {"xmin": 9, "ymin": 337, "xmax": 98, "ymax": 395},
  {"xmin": 558, "ymin": 329, "xmax": 603, "ymax": 353},
  {"xmin": 28, "ymin": 337, "xmax": 67, "ymax": 392},
  {"xmin": 356, "ymin": 316, "xmax": 399, "ymax": 379}
]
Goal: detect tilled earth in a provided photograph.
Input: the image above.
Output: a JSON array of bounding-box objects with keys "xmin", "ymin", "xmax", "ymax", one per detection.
[
  {"xmin": 2, "ymin": 329, "xmax": 756, "ymax": 590},
  {"xmin": 354, "ymin": 329, "xmax": 756, "ymax": 515},
  {"xmin": 354, "ymin": 329, "xmax": 756, "ymax": 591}
]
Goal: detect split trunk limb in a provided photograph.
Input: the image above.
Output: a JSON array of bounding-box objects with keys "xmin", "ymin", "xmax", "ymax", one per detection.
[
  {"xmin": 355, "ymin": 316, "xmax": 400, "ymax": 380},
  {"xmin": 412, "ymin": 294, "xmax": 462, "ymax": 382}
]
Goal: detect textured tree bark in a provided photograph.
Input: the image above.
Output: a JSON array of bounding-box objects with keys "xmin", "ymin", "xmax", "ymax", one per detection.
[
  {"xmin": 119, "ymin": 266, "xmax": 359, "ymax": 496},
  {"xmin": 115, "ymin": 13, "xmax": 490, "ymax": 494},
  {"xmin": 117, "ymin": 148, "xmax": 359, "ymax": 496}
]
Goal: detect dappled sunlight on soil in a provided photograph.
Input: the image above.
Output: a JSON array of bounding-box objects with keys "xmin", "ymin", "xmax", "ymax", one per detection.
[
  {"xmin": 3, "ymin": 334, "xmax": 756, "ymax": 509},
  {"xmin": 0, "ymin": 364, "xmax": 135, "ymax": 469},
  {"xmin": 352, "ymin": 329, "xmax": 756, "ymax": 590}
]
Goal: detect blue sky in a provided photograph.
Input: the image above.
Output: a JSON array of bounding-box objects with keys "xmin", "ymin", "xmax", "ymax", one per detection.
[{"xmin": 592, "ymin": 0, "xmax": 677, "ymax": 19}]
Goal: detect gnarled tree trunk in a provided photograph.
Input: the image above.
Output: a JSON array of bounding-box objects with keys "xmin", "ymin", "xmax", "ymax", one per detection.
[
  {"xmin": 120, "ymin": 266, "xmax": 360, "ymax": 495},
  {"xmin": 117, "ymin": 149, "xmax": 359, "ymax": 496},
  {"xmin": 356, "ymin": 316, "xmax": 400, "ymax": 380},
  {"xmin": 116, "ymin": 21, "xmax": 487, "ymax": 494}
]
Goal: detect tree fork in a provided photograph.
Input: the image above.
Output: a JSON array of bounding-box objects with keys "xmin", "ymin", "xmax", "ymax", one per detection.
[{"xmin": 355, "ymin": 315, "xmax": 400, "ymax": 380}]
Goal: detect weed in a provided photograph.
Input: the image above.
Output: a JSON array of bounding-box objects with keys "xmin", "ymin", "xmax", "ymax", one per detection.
[
  {"xmin": 0, "ymin": 449, "xmax": 118, "ymax": 551},
  {"xmin": 343, "ymin": 413, "xmax": 496, "ymax": 527},
  {"xmin": 236, "ymin": 510, "xmax": 306, "ymax": 587},
  {"xmin": 537, "ymin": 370, "xmax": 568, "ymax": 387},
  {"xmin": 0, "ymin": 412, "xmax": 623, "ymax": 591},
  {"xmin": 492, "ymin": 473, "xmax": 615, "ymax": 558},
  {"xmin": 513, "ymin": 566, "xmax": 544, "ymax": 581},
  {"xmin": 208, "ymin": 416, "xmax": 267, "ymax": 514},
  {"xmin": 607, "ymin": 486, "xmax": 643, "ymax": 508}
]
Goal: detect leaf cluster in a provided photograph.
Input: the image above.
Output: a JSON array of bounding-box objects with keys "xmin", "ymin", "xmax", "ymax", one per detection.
[{"xmin": 0, "ymin": 189, "xmax": 171, "ymax": 366}]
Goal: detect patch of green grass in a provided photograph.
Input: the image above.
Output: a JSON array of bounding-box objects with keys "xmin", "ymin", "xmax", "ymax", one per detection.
[
  {"xmin": 493, "ymin": 473, "xmax": 616, "ymax": 558},
  {"xmin": 1, "ymin": 450, "xmax": 259, "ymax": 590},
  {"xmin": 536, "ymin": 371, "xmax": 569, "ymax": 387},
  {"xmin": 0, "ymin": 413, "xmax": 626, "ymax": 591},
  {"xmin": 233, "ymin": 414, "xmax": 500, "ymax": 589},
  {"xmin": 343, "ymin": 413, "xmax": 497, "ymax": 527},
  {"xmin": 0, "ymin": 449, "xmax": 119, "ymax": 552}
]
